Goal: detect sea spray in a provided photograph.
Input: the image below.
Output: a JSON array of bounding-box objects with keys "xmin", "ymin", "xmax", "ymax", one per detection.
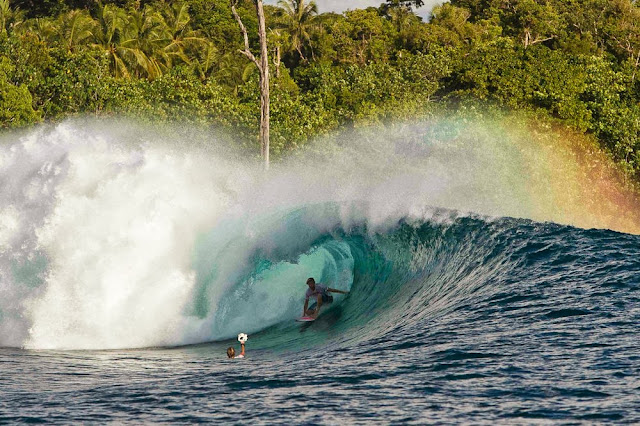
[{"xmin": 0, "ymin": 121, "xmax": 251, "ymax": 349}]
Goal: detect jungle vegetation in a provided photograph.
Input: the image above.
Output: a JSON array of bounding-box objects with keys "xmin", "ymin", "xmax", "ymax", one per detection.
[{"xmin": 2, "ymin": 0, "xmax": 640, "ymax": 181}]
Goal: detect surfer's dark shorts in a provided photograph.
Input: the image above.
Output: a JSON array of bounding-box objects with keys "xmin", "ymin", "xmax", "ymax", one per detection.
[{"xmin": 322, "ymin": 293, "xmax": 333, "ymax": 304}]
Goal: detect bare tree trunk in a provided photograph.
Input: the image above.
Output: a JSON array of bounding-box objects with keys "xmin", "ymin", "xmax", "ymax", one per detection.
[
  {"xmin": 633, "ymin": 49, "xmax": 640, "ymax": 82},
  {"xmin": 256, "ymin": 0, "xmax": 270, "ymax": 169},
  {"xmin": 231, "ymin": 0, "xmax": 270, "ymax": 170}
]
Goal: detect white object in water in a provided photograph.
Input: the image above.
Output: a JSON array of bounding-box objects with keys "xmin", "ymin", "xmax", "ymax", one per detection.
[{"xmin": 238, "ymin": 333, "xmax": 248, "ymax": 343}]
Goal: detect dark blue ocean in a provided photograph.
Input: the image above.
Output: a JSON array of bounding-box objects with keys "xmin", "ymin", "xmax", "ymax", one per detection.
[
  {"xmin": 1, "ymin": 121, "xmax": 639, "ymax": 423},
  {"xmin": 2, "ymin": 216, "xmax": 640, "ymax": 423}
]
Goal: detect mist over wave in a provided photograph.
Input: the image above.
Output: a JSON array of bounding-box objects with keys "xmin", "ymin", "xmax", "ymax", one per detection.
[{"xmin": 1, "ymin": 117, "xmax": 638, "ymax": 350}]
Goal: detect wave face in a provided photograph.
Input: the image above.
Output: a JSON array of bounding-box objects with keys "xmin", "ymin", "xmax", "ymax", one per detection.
[
  {"xmin": 240, "ymin": 212, "xmax": 640, "ymax": 354},
  {"xmin": 1, "ymin": 119, "xmax": 639, "ymax": 350}
]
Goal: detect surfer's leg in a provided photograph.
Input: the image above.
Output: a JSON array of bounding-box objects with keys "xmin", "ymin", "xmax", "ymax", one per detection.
[{"xmin": 322, "ymin": 294, "xmax": 334, "ymax": 304}]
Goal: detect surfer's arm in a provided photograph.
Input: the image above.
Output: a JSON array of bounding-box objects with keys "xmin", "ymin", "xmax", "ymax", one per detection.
[
  {"xmin": 240, "ymin": 342, "xmax": 245, "ymax": 357},
  {"xmin": 303, "ymin": 298, "xmax": 309, "ymax": 315},
  {"xmin": 328, "ymin": 287, "xmax": 348, "ymax": 294}
]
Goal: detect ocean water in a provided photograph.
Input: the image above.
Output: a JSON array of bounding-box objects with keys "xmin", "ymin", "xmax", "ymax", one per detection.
[{"xmin": 1, "ymin": 120, "xmax": 639, "ymax": 423}]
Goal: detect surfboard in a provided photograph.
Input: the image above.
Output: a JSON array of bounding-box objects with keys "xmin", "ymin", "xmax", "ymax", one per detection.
[
  {"xmin": 297, "ymin": 301, "xmax": 319, "ymax": 322},
  {"xmin": 296, "ymin": 316, "xmax": 316, "ymax": 322}
]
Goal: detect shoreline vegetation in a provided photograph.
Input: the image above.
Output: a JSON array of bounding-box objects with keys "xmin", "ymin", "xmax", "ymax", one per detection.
[{"xmin": 1, "ymin": 0, "xmax": 640, "ymax": 191}]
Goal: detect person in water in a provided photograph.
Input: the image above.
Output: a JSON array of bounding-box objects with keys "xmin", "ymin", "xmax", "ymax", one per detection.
[
  {"xmin": 303, "ymin": 277, "xmax": 349, "ymax": 318},
  {"xmin": 227, "ymin": 340, "xmax": 246, "ymax": 359}
]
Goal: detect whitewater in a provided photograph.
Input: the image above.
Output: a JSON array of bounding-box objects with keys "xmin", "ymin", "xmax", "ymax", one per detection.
[{"xmin": 1, "ymin": 118, "xmax": 639, "ymax": 423}]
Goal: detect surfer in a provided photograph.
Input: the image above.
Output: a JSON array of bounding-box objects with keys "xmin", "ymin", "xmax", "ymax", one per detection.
[
  {"xmin": 303, "ymin": 277, "xmax": 348, "ymax": 318},
  {"xmin": 227, "ymin": 339, "xmax": 246, "ymax": 359}
]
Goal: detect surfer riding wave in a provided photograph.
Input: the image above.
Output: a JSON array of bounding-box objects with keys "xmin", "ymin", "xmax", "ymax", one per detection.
[{"xmin": 303, "ymin": 277, "xmax": 349, "ymax": 319}]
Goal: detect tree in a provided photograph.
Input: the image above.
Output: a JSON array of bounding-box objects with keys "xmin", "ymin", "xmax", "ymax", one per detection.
[
  {"xmin": 332, "ymin": 9, "xmax": 394, "ymax": 65},
  {"xmin": 90, "ymin": 4, "xmax": 132, "ymax": 78},
  {"xmin": 231, "ymin": 0, "xmax": 270, "ymax": 169},
  {"xmin": 120, "ymin": 5, "xmax": 165, "ymax": 79},
  {"xmin": 90, "ymin": 4, "xmax": 161, "ymax": 79},
  {"xmin": 0, "ymin": 57, "xmax": 40, "ymax": 127},
  {"xmin": 1, "ymin": 0, "xmax": 24, "ymax": 36},
  {"xmin": 54, "ymin": 9, "xmax": 94, "ymax": 52},
  {"xmin": 385, "ymin": 0, "xmax": 425, "ymax": 8},
  {"xmin": 504, "ymin": 0, "xmax": 563, "ymax": 48},
  {"xmin": 9, "ymin": 0, "xmax": 64, "ymax": 18},
  {"xmin": 16, "ymin": 17, "xmax": 57, "ymax": 43},
  {"xmin": 277, "ymin": 0, "xmax": 318, "ymax": 62},
  {"xmin": 600, "ymin": 0, "xmax": 640, "ymax": 80},
  {"xmin": 267, "ymin": 27, "xmax": 290, "ymax": 77},
  {"xmin": 157, "ymin": 2, "xmax": 208, "ymax": 71}
]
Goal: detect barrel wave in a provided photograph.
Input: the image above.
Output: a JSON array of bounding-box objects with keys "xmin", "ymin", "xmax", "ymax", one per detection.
[
  {"xmin": 203, "ymin": 209, "xmax": 640, "ymax": 358},
  {"xmin": 1, "ymin": 118, "xmax": 639, "ymax": 352}
]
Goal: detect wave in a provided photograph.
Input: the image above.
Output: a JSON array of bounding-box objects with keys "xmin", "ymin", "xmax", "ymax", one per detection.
[
  {"xmin": 199, "ymin": 212, "xmax": 640, "ymax": 355},
  {"xmin": 0, "ymin": 118, "xmax": 638, "ymax": 350}
]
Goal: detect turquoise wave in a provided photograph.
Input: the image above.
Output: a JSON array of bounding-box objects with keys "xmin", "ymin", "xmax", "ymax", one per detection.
[
  {"xmin": 193, "ymin": 204, "xmax": 519, "ymax": 346},
  {"xmin": 198, "ymin": 204, "xmax": 640, "ymax": 356}
]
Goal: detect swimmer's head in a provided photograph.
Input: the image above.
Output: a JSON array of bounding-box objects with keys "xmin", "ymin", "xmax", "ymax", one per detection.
[{"xmin": 227, "ymin": 347, "xmax": 235, "ymax": 358}]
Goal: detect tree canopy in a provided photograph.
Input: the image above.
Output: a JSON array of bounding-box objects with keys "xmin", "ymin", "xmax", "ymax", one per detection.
[{"xmin": 2, "ymin": 0, "xmax": 640, "ymax": 183}]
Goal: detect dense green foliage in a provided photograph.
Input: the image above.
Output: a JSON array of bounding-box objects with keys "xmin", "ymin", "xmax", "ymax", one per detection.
[{"xmin": 2, "ymin": 0, "xmax": 640, "ymax": 179}]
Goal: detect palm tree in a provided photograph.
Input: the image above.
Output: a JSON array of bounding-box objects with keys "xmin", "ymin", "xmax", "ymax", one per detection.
[
  {"xmin": 386, "ymin": 4, "xmax": 414, "ymax": 33},
  {"xmin": 277, "ymin": 0, "xmax": 318, "ymax": 61},
  {"xmin": 155, "ymin": 2, "xmax": 208, "ymax": 71},
  {"xmin": 54, "ymin": 10, "xmax": 95, "ymax": 53},
  {"xmin": 268, "ymin": 28, "xmax": 290, "ymax": 78},
  {"xmin": 90, "ymin": 4, "xmax": 161, "ymax": 79},
  {"xmin": 15, "ymin": 17, "xmax": 56, "ymax": 44},
  {"xmin": 214, "ymin": 51, "xmax": 254, "ymax": 93},
  {"xmin": 0, "ymin": 0, "xmax": 24, "ymax": 36},
  {"xmin": 90, "ymin": 4, "xmax": 131, "ymax": 78},
  {"xmin": 121, "ymin": 6, "xmax": 165, "ymax": 79},
  {"xmin": 191, "ymin": 40, "xmax": 218, "ymax": 80},
  {"xmin": 0, "ymin": 0, "xmax": 10, "ymax": 35}
]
